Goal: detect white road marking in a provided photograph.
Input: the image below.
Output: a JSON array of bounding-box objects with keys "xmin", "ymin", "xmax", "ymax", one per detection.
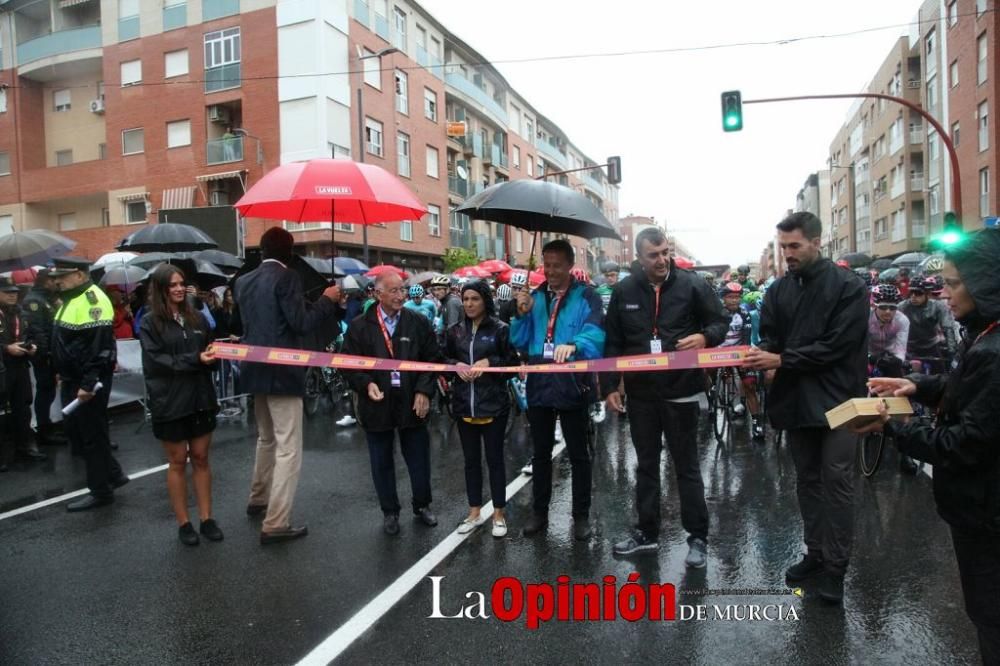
[
  {"xmin": 0, "ymin": 464, "xmax": 168, "ymax": 522},
  {"xmin": 296, "ymin": 443, "xmax": 567, "ymax": 666}
]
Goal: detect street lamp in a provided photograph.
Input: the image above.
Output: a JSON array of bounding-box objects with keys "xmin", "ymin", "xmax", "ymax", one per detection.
[{"xmin": 355, "ymin": 46, "xmax": 399, "ymax": 266}]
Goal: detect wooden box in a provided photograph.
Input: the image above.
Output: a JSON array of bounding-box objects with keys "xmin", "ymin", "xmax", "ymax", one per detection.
[{"xmin": 825, "ymin": 397, "xmax": 913, "ymax": 430}]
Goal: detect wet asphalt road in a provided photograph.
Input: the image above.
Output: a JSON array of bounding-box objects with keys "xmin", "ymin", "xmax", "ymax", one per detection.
[{"xmin": 0, "ymin": 399, "xmax": 980, "ymax": 665}]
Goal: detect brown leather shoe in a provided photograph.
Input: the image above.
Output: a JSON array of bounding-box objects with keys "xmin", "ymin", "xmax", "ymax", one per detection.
[{"xmin": 260, "ymin": 526, "xmax": 308, "ymax": 545}]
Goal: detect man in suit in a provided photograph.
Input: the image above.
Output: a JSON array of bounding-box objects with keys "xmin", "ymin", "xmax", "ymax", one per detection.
[
  {"xmin": 236, "ymin": 227, "xmax": 340, "ymax": 544},
  {"xmin": 342, "ymin": 271, "xmax": 441, "ymax": 536}
]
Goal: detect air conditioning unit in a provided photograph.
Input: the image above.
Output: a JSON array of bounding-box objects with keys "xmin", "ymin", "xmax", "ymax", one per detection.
[
  {"xmin": 210, "ymin": 191, "xmax": 228, "ymax": 206},
  {"xmin": 208, "ymin": 105, "xmax": 229, "ymax": 123},
  {"xmin": 89, "ymin": 99, "xmax": 105, "ymax": 114}
]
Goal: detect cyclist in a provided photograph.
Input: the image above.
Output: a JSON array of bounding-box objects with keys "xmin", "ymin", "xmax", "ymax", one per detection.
[
  {"xmin": 899, "ymin": 276, "xmax": 957, "ymax": 374},
  {"xmin": 495, "ymin": 283, "xmax": 517, "ymax": 325},
  {"xmin": 595, "ymin": 261, "xmax": 620, "ymax": 314},
  {"xmin": 403, "ymin": 284, "xmax": 437, "ymax": 322},
  {"xmin": 742, "ymin": 290, "xmax": 763, "ymax": 346},
  {"xmin": 431, "ymin": 275, "xmax": 463, "ymax": 334},
  {"xmin": 717, "ymin": 282, "xmax": 763, "ymax": 438},
  {"xmin": 735, "ymin": 265, "xmax": 757, "ymax": 292}
]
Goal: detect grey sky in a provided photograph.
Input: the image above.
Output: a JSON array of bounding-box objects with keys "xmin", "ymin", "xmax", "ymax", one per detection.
[{"xmin": 418, "ymin": 0, "xmax": 923, "ymax": 265}]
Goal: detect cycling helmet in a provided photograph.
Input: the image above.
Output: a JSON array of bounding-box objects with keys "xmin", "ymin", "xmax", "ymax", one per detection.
[
  {"xmin": 430, "ymin": 275, "xmax": 450, "ymax": 287},
  {"xmin": 742, "ymin": 291, "xmax": 763, "ymax": 306},
  {"xmin": 923, "ymin": 274, "xmax": 944, "ymax": 293},
  {"xmin": 601, "ymin": 261, "xmax": 620, "ymax": 274},
  {"xmin": 408, "ymin": 285, "xmax": 424, "ymax": 298},
  {"xmin": 496, "ymin": 283, "xmax": 513, "ymax": 301},
  {"xmin": 720, "ymin": 281, "xmax": 744, "ymax": 297},
  {"xmin": 835, "ymin": 259, "xmax": 850, "ymax": 268},
  {"xmin": 570, "ymin": 267, "xmax": 589, "ymax": 283},
  {"xmin": 872, "ymin": 284, "xmax": 902, "ymax": 304},
  {"xmin": 737, "ymin": 264, "xmax": 750, "ymax": 275}
]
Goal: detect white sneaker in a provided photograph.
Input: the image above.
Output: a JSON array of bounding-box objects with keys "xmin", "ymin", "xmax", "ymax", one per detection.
[
  {"xmin": 521, "ymin": 461, "xmax": 533, "ymax": 475},
  {"xmin": 336, "ymin": 415, "xmax": 357, "ymax": 427},
  {"xmin": 554, "ymin": 424, "xmax": 564, "ymax": 443},
  {"xmin": 592, "ymin": 402, "xmax": 607, "ymax": 424},
  {"xmin": 457, "ymin": 518, "xmax": 478, "ymax": 534},
  {"xmin": 733, "ymin": 404, "xmax": 745, "ymax": 416},
  {"xmin": 492, "ymin": 519, "xmax": 508, "ymax": 538}
]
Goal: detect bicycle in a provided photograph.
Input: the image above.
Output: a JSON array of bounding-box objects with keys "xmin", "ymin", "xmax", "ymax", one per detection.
[
  {"xmin": 304, "ymin": 348, "xmax": 350, "ymax": 417},
  {"xmin": 711, "ymin": 367, "xmax": 740, "ymax": 443}
]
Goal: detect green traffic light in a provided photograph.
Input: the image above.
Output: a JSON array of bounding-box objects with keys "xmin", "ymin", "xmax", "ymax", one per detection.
[
  {"xmin": 721, "ymin": 90, "xmax": 743, "ymax": 132},
  {"xmin": 725, "ymin": 115, "xmax": 739, "ymax": 128},
  {"xmin": 939, "ymin": 231, "xmax": 962, "ymax": 245}
]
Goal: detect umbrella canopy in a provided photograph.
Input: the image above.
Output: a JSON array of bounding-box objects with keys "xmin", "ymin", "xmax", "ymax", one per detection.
[
  {"xmin": 478, "ymin": 259, "xmax": 512, "ymax": 274},
  {"xmin": 300, "ymin": 256, "xmax": 347, "ymax": 278},
  {"xmin": 341, "ymin": 275, "xmax": 363, "ymax": 292},
  {"xmin": 10, "ymin": 267, "xmax": 38, "ymax": 285},
  {"xmin": 144, "ymin": 258, "xmax": 229, "ymax": 291},
  {"xmin": 334, "ymin": 256, "xmax": 370, "ymax": 275},
  {"xmin": 453, "ymin": 265, "xmax": 491, "ymax": 279},
  {"xmin": 838, "ymin": 252, "xmax": 873, "ymax": 268},
  {"xmin": 93, "ymin": 251, "xmax": 138, "ymax": 269},
  {"xmin": 879, "ymin": 267, "xmax": 901, "ymax": 282},
  {"xmin": 0, "ymin": 230, "xmax": 76, "ymax": 272},
  {"xmin": 117, "ymin": 223, "xmax": 218, "ymax": 252},
  {"xmin": 406, "ymin": 271, "xmax": 442, "ymax": 286},
  {"xmin": 892, "ymin": 251, "xmax": 929, "ymax": 267},
  {"xmin": 917, "ymin": 253, "xmax": 945, "ymax": 275},
  {"xmin": 234, "ymin": 159, "xmax": 427, "ymax": 224},
  {"xmin": 528, "ymin": 269, "xmax": 546, "ymax": 288},
  {"xmin": 674, "ymin": 256, "xmax": 695, "ymax": 269},
  {"xmin": 365, "ymin": 264, "xmax": 409, "ymax": 280},
  {"xmin": 189, "ymin": 249, "xmax": 243, "ymax": 271},
  {"xmin": 454, "ymin": 179, "xmax": 620, "ymax": 241},
  {"xmin": 99, "ymin": 263, "xmax": 147, "ymax": 292},
  {"xmin": 869, "ymin": 258, "xmax": 894, "ymax": 271},
  {"xmin": 128, "ymin": 252, "xmax": 180, "ymax": 269}
]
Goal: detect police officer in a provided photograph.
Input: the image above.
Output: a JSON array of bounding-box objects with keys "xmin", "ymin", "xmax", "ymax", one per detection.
[
  {"xmin": 49, "ymin": 257, "xmax": 127, "ymax": 511},
  {"xmin": 22, "ymin": 269, "xmax": 67, "ymax": 446},
  {"xmin": 0, "ymin": 277, "xmax": 47, "ymax": 463}
]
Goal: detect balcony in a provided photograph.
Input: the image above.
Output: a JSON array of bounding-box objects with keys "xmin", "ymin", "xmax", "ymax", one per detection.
[
  {"xmin": 448, "ymin": 176, "xmax": 468, "ymax": 198},
  {"xmin": 583, "ymin": 171, "xmax": 604, "ymax": 197},
  {"xmin": 205, "ymin": 63, "xmax": 241, "ymax": 93},
  {"xmin": 163, "ymin": 3, "xmax": 187, "ymax": 31},
  {"xmin": 415, "ymin": 46, "xmax": 444, "ymax": 79},
  {"xmin": 119, "ymin": 15, "xmax": 139, "ymax": 42},
  {"xmin": 912, "ymin": 218, "xmax": 927, "ymax": 238},
  {"xmin": 206, "ymin": 136, "xmax": 244, "ymax": 165},
  {"xmin": 536, "ymin": 139, "xmax": 567, "ymax": 169},
  {"xmin": 374, "ymin": 13, "xmax": 389, "ymax": 41},
  {"xmin": 910, "ymin": 128, "xmax": 923, "ymax": 145},
  {"xmin": 354, "ymin": 0, "xmax": 369, "ymax": 27},
  {"xmin": 445, "ymin": 73, "xmax": 508, "ymax": 126},
  {"xmin": 910, "ymin": 175, "xmax": 925, "ymax": 192},
  {"xmin": 486, "ymin": 144, "xmax": 508, "ymax": 169},
  {"xmin": 891, "ymin": 180, "xmax": 905, "ymax": 199},
  {"xmin": 891, "ymin": 218, "xmax": 907, "ymax": 242},
  {"xmin": 17, "ymin": 25, "xmax": 102, "ymax": 69},
  {"xmin": 204, "ymin": 0, "xmax": 240, "ymax": 21},
  {"xmin": 471, "ymin": 133, "xmax": 484, "ymax": 159},
  {"xmin": 857, "ymin": 206, "xmax": 871, "ymax": 220},
  {"xmin": 889, "ymin": 134, "xmax": 904, "ymax": 155}
]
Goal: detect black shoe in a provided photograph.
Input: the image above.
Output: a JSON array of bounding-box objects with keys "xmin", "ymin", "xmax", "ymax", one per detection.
[
  {"xmin": 383, "ymin": 514, "xmax": 400, "ymax": 536},
  {"xmin": 37, "ymin": 427, "xmax": 68, "ymax": 446},
  {"xmin": 200, "ymin": 519, "xmax": 224, "ymax": 542},
  {"xmin": 818, "ymin": 572, "xmax": 845, "ymax": 604},
  {"xmin": 614, "ymin": 530, "xmax": 659, "ymax": 556},
  {"xmin": 67, "ymin": 495, "xmax": 114, "ymax": 512},
  {"xmin": 179, "ymin": 522, "xmax": 200, "ymax": 546},
  {"xmin": 260, "ymin": 526, "xmax": 308, "ymax": 544},
  {"xmin": 573, "ymin": 518, "xmax": 593, "ymax": 541},
  {"xmin": 522, "ymin": 514, "xmax": 548, "ymax": 536},
  {"xmin": 899, "ymin": 455, "xmax": 920, "ymax": 475},
  {"xmin": 414, "ymin": 507, "xmax": 438, "ymax": 527},
  {"xmin": 111, "ymin": 475, "xmax": 130, "ymax": 489},
  {"xmin": 246, "ymin": 503, "xmax": 268, "ymax": 516},
  {"xmin": 785, "ymin": 553, "xmax": 825, "ymax": 582},
  {"xmin": 17, "ymin": 447, "xmax": 48, "ymax": 462}
]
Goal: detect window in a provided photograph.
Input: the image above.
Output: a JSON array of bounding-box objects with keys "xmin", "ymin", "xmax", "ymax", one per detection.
[
  {"xmin": 513, "ymin": 145, "xmax": 520, "ymax": 169},
  {"xmin": 99, "ymin": 143, "xmax": 107, "ymax": 160},
  {"xmin": 980, "ymin": 101, "xmax": 989, "ymax": 151},
  {"xmin": 334, "ymin": 222, "xmax": 355, "ymax": 232},
  {"xmin": 510, "ymin": 104, "xmax": 521, "ymax": 136},
  {"xmin": 362, "ymin": 50, "xmax": 381, "ymax": 89},
  {"xmin": 399, "ymin": 220, "xmax": 413, "ymax": 241},
  {"xmin": 330, "ymin": 143, "xmax": 351, "ymax": 159},
  {"xmin": 525, "ymin": 118, "xmax": 534, "ymax": 143},
  {"xmin": 0, "ymin": 152, "xmax": 9, "ymax": 176},
  {"xmin": 55, "ymin": 150, "xmax": 73, "ymax": 166},
  {"xmin": 120, "ymin": 0, "xmax": 138, "ymax": 18},
  {"xmin": 978, "ymin": 0, "xmax": 987, "ymax": 16},
  {"xmin": 978, "ymin": 33, "xmax": 988, "ymax": 84},
  {"xmin": 0, "ymin": 88, "xmax": 6, "ymax": 113},
  {"xmin": 952, "ymin": 121, "xmax": 960, "ymax": 147},
  {"xmin": 927, "ymin": 75, "xmax": 938, "ymax": 113},
  {"xmin": 396, "ymin": 131, "xmax": 410, "ymax": 177},
  {"xmin": 526, "ymin": 155, "xmax": 534, "ymax": 177},
  {"xmin": 947, "ymin": 1, "xmax": 958, "ymax": 26},
  {"xmin": 204, "ymin": 27, "xmax": 241, "ymax": 92},
  {"xmin": 121, "ymin": 59, "xmax": 142, "ymax": 86},
  {"xmin": 126, "ymin": 201, "xmax": 146, "ymax": 224},
  {"xmin": 167, "ymin": 119, "xmax": 191, "ymax": 148},
  {"xmin": 165, "ymin": 49, "xmax": 189, "ymax": 78},
  {"xmin": 425, "ymin": 145, "xmax": 438, "ymax": 178},
  {"xmin": 950, "ymin": 60, "xmax": 959, "ymax": 88},
  {"xmin": 926, "ymin": 28, "xmax": 936, "ymax": 75},
  {"xmin": 392, "ymin": 6, "xmax": 407, "ymax": 51},
  {"xmin": 427, "ymin": 204, "xmax": 441, "ymax": 237},
  {"xmin": 423, "ymin": 88, "xmax": 437, "ymax": 121},
  {"xmin": 415, "ymin": 24, "xmax": 426, "ymax": 50},
  {"xmin": 122, "ymin": 127, "xmax": 144, "ymax": 155},
  {"xmin": 394, "ymin": 69, "xmax": 408, "ymax": 114},
  {"xmin": 53, "ymin": 89, "xmax": 71, "ymax": 112},
  {"xmin": 58, "ymin": 213, "xmax": 77, "ymax": 232},
  {"xmin": 929, "ymin": 184, "xmax": 940, "ymax": 215},
  {"xmin": 981, "ymin": 168, "xmax": 991, "ymax": 217},
  {"xmin": 430, "ymin": 36, "xmax": 441, "ymax": 60},
  {"xmin": 365, "ymin": 118, "xmax": 383, "ymax": 157}
]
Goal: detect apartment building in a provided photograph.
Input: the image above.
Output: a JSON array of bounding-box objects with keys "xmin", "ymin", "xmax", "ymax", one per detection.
[
  {"xmin": 794, "ymin": 171, "xmax": 832, "ymax": 255},
  {"xmin": 0, "ymin": 0, "xmax": 619, "ymax": 272}
]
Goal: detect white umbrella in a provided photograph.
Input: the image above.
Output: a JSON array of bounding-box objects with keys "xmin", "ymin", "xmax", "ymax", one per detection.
[{"xmin": 93, "ymin": 251, "xmax": 138, "ymax": 269}]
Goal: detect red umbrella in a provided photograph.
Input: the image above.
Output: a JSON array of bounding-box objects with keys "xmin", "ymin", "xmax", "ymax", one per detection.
[
  {"xmin": 11, "ymin": 267, "xmax": 38, "ymax": 285},
  {"xmin": 497, "ymin": 268, "xmax": 515, "ymax": 283},
  {"xmin": 528, "ymin": 269, "xmax": 546, "ymax": 287},
  {"xmin": 674, "ymin": 256, "xmax": 695, "ymax": 269},
  {"xmin": 365, "ymin": 264, "xmax": 409, "ymax": 279},
  {"xmin": 478, "ymin": 259, "xmax": 511, "ymax": 274},
  {"xmin": 453, "ymin": 265, "xmax": 491, "ymax": 279}
]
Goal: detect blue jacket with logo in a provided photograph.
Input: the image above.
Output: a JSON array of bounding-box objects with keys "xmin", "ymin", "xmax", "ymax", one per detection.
[{"xmin": 510, "ymin": 279, "xmax": 605, "ymax": 410}]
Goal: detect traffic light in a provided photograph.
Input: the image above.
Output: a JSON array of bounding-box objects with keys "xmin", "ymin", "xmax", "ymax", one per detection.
[
  {"xmin": 606, "ymin": 156, "xmax": 622, "ymax": 184},
  {"xmin": 932, "ymin": 211, "xmax": 964, "ymax": 248},
  {"xmin": 721, "ymin": 90, "xmax": 743, "ymax": 132}
]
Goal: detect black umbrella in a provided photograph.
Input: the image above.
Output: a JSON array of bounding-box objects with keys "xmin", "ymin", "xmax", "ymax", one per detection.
[
  {"xmin": 143, "ymin": 258, "xmax": 228, "ymax": 291},
  {"xmin": 869, "ymin": 258, "xmax": 893, "ymax": 271},
  {"xmin": 230, "ymin": 254, "xmax": 330, "ymax": 302},
  {"xmin": 117, "ymin": 223, "xmax": 218, "ymax": 252},
  {"xmin": 455, "ymin": 179, "xmax": 620, "ymax": 241},
  {"xmin": 0, "ymin": 230, "xmax": 76, "ymax": 271},
  {"xmin": 188, "ymin": 249, "xmax": 243, "ymax": 271},
  {"xmin": 128, "ymin": 252, "xmax": 179, "ymax": 269},
  {"xmin": 892, "ymin": 251, "xmax": 929, "ymax": 267},
  {"xmin": 301, "ymin": 256, "xmax": 346, "ymax": 278},
  {"xmin": 837, "ymin": 252, "xmax": 872, "ymax": 268}
]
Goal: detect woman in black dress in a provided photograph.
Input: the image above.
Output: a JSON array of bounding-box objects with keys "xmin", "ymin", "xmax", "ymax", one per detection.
[{"xmin": 139, "ymin": 264, "xmax": 222, "ymax": 545}]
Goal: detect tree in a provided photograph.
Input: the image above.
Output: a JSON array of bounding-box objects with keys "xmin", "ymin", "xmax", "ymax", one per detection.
[{"xmin": 443, "ymin": 246, "xmax": 479, "ymax": 273}]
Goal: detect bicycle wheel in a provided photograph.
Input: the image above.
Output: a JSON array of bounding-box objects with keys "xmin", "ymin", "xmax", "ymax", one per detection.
[
  {"xmin": 713, "ymin": 374, "xmax": 730, "ymax": 441},
  {"xmin": 304, "ymin": 368, "xmax": 323, "ymax": 417},
  {"xmin": 859, "ymin": 431, "xmax": 885, "ymax": 478}
]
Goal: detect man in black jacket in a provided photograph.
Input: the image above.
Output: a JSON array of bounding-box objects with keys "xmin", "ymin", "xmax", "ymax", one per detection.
[
  {"xmin": 22, "ymin": 270, "xmax": 66, "ymax": 446},
  {"xmin": 342, "ymin": 271, "xmax": 441, "ymax": 536},
  {"xmin": 0, "ymin": 278, "xmax": 47, "ymax": 464},
  {"xmin": 236, "ymin": 227, "xmax": 340, "ymax": 544},
  {"xmin": 603, "ymin": 227, "xmax": 728, "ymax": 564},
  {"xmin": 746, "ymin": 212, "xmax": 869, "ymax": 604}
]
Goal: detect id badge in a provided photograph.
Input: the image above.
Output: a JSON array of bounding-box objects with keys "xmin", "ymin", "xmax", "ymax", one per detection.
[
  {"xmin": 391, "ymin": 370, "xmax": 402, "ymax": 387},
  {"xmin": 543, "ymin": 342, "xmax": 555, "ymax": 360},
  {"xmin": 650, "ymin": 338, "xmax": 662, "ymax": 354}
]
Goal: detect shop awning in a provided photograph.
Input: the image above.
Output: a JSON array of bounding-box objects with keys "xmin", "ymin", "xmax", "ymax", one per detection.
[
  {"xmin": 196, "ymin": 170, "xmax": 245, "ymax": 182},
  {"xmin": 115, "ymin": 191, "xmax": 149, "ymax": 202}
]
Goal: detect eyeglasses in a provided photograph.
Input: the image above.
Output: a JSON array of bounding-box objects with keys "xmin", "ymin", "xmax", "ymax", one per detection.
[{"xmin": 876, "ymin": 305, "xmax": 898, "ymax": 311}]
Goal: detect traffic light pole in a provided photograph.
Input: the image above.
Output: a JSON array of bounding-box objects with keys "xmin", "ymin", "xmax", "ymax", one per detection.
[{"xmin": 743, "ymin": 93, "xmax": 962, "ymax": 220}]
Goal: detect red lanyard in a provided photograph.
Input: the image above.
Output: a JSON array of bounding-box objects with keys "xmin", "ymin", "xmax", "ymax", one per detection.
[
  {"xmin": 376, "ymin": 308, "xmax": 395, "ymax": 358},
  {"xmin": 973, "ymin": 321, "xmax": 1000, "ymax": 347},
  {"xmin": 652, "ymin": 285, "xmax": 661, "ymax": 339},
  {"xmin": 545, "ymin": 292, "xmax": 564, "ymax": 342}
]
